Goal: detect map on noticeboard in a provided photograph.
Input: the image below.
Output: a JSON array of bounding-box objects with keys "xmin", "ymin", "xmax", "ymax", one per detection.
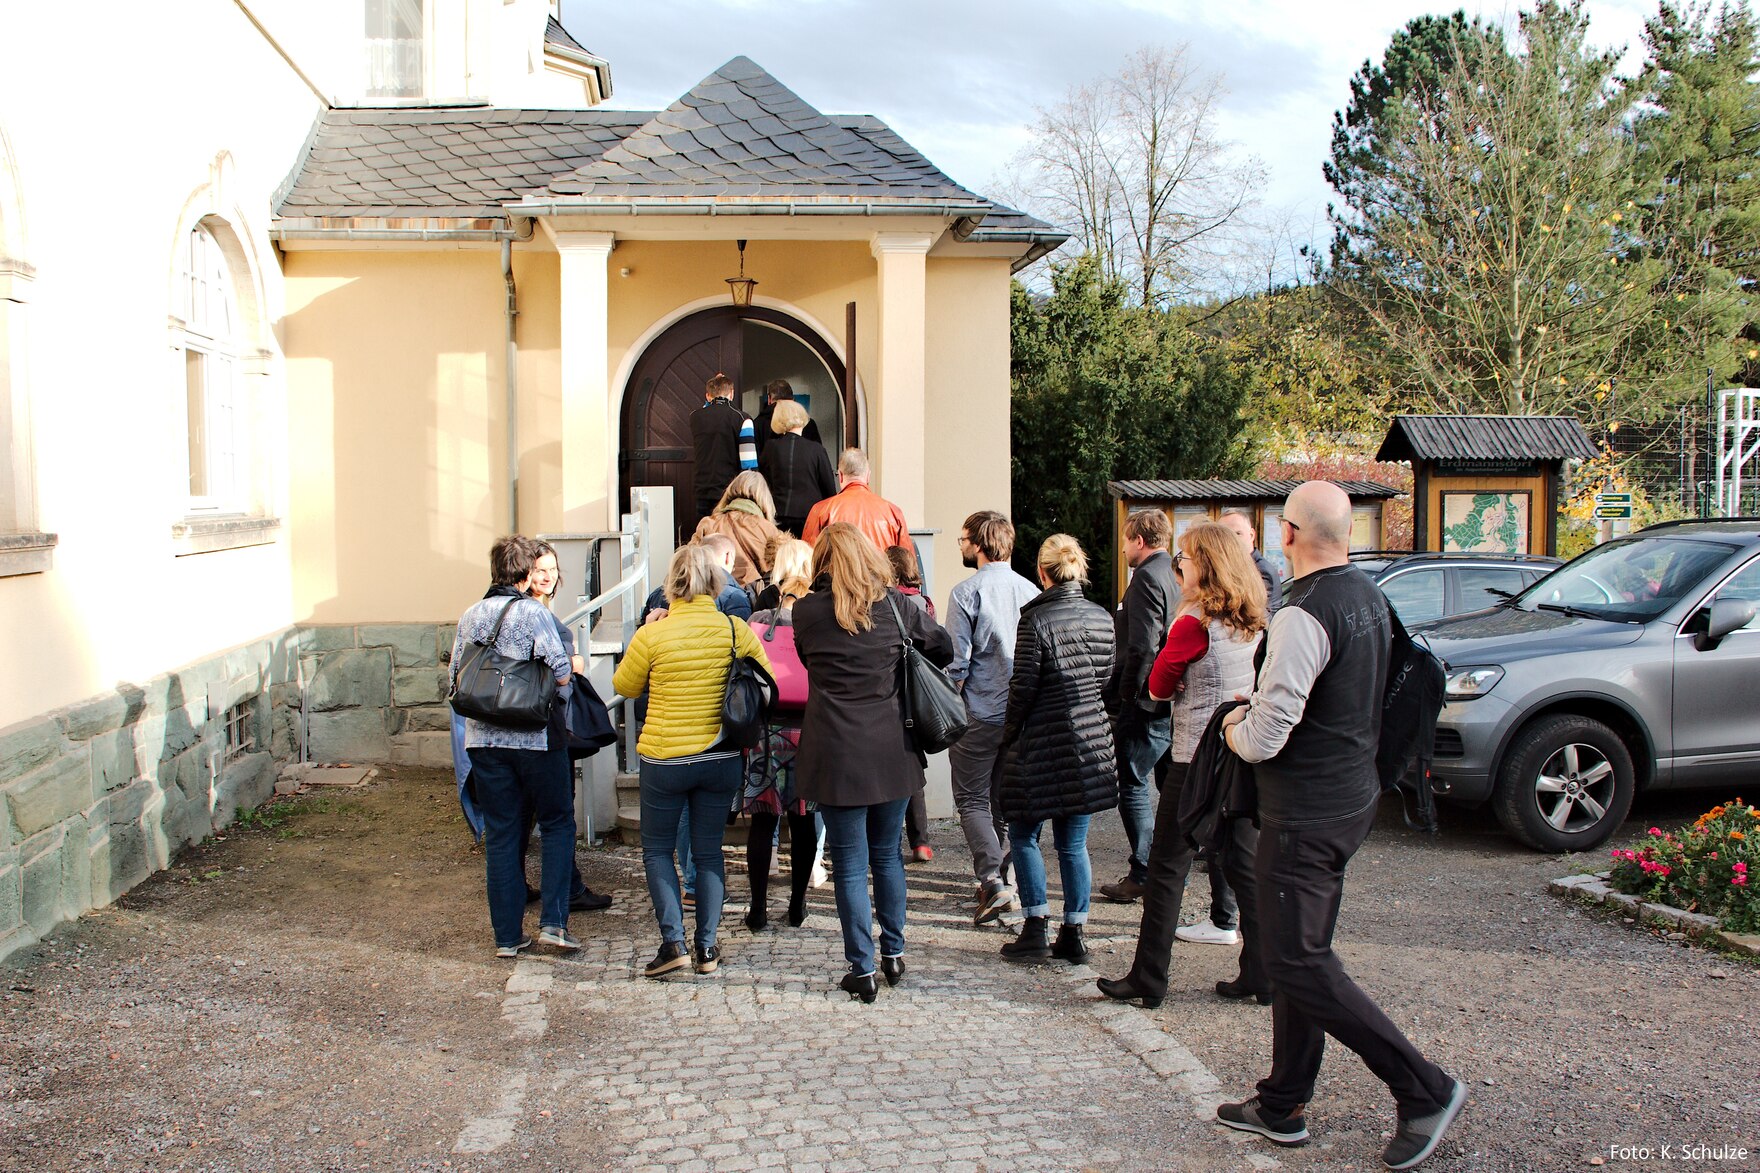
[{"xmin": 1440, "ymin": 491, "xmax": 1530, "ymax": 553}]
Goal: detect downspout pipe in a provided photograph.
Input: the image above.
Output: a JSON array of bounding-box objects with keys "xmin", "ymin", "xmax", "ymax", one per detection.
[{"xmin": 503, "ymin": 238, "xmax": 519, "ymax": 532}]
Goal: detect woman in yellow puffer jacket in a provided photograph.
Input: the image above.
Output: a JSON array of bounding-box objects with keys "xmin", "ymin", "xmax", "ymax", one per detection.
[{"xmin": 615, "ymin": 543, "xmax": 771, "ymax": 980}]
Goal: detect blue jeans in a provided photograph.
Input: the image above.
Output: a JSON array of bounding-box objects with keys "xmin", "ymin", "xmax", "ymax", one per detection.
[
  {"xmin": 820, "ymin": 798, "xmax": 909, "ymax": 976},
  {"xmin": 640, "ymin": 755, "xmax": 742, "ymax": 950},
  {"xmin": 1114, "ymin": 709, "xmax": 1170, "ymax": 883},
  {"xmin": 677, "ymin": 806, "xmax": 696, "ymax": 894},
  {"xmin": 468, "ymin": 745, "xmax": 574, "ymax": 947},
  {"xmin": 1008, "ymin": 815, "xmax": 1092, "ymax": 924}
]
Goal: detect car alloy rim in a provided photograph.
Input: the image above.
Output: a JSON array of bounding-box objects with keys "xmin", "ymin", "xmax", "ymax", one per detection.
[{"xmin": 1533, "ymin": 742, "xmax": 1616, "ymax": 833}]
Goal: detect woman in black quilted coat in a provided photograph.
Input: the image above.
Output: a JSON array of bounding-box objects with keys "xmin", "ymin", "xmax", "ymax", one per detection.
[{"xmin": 995, "ymin": 534, "xmax": 1117, "ymax": 964}]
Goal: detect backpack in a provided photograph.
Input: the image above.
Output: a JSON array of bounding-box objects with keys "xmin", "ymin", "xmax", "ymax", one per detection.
[{"xmin": 1377, "ymin": 608, "xmax": 1445, "ymax": 834}]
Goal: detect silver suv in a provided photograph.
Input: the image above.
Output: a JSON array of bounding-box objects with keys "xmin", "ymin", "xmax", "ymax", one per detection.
[
  {"xmin": 1348, "ymin": 551, "xmax": 1561, "ymax": 626},
  {"xmin": 1422, "ymin": 519, "xmax": 1760, "ymax": 853}
]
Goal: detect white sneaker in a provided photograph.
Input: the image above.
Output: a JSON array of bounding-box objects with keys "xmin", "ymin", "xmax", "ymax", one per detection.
[
  {"xmin": 809, "ymin": 862, "xmax": 829, "ymax": 888},
  {"xmin": 1175, "ymin": 921, "xmax": 1240, "ymax": 946}
]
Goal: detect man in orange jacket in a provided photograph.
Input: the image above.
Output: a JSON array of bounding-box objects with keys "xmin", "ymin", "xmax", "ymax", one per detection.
[{"xmin": 800, "ymin": 448, "xmax": 909, "ymax": 552}]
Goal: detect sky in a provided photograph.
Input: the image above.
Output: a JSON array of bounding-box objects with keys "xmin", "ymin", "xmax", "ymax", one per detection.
[{"xmin": 561, "ymin": 0, "xmax": 1660, "ymax": 251}]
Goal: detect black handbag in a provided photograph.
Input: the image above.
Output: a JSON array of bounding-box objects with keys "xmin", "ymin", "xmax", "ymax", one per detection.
[
  {"xmin": 720, "ymin": 615, "xmax": 775, "ymax": 750},
  {"xmin": 449, "ymin": 596, "xmax": 555, "ymax": 730},
  {"xmin": 883, "ymin": 593, "xmax": 970, "ymax": 757},
  {"xmin": 562, "ymin": 671, "xmax": 618, "ymax": 760}
]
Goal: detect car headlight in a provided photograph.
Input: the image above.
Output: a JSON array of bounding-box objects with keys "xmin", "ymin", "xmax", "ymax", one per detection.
[{"xmin": 1444, "ymin": 666, "xmax": 1503, "ymax": 700}]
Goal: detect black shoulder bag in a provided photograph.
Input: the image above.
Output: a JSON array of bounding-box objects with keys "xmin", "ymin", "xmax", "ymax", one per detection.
[
  {"xmin": 720, "ymin": 615, "xmax": 775, "ymax": 750},
  {"xmin": 883, "ymin": 592, "xmax": 969, "ymax": 760},
  {"xmin": 449, "ymin": 597, "xmax": 555, "ymax": 730}
]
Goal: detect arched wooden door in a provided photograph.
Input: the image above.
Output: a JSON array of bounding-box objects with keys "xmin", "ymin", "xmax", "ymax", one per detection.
[{"xmin": 619, "ymin": 306, "xmax": 849, "ymax": 541}]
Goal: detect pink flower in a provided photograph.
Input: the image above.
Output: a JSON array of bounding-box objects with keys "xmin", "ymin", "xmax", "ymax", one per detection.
[
  {"xmin": 1649, "ymin": 827, "xmax": 1663, "ymax": 836},
  {"xmin": 1657, "ymin": 866, "xmax": 1672, "ymax": 877},
  {"xmin": 1735, "ymin": 874, "xmax": 1749, "ymax": 887},
  {"xmin": 1735, "ymin": 862, "xmax": 1748, "ymax": 874}
]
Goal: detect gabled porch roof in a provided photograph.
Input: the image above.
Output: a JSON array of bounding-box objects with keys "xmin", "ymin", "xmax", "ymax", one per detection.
[{"xmin": 273, "ymin": 57, "xmax": 1065, "ymax": 268}]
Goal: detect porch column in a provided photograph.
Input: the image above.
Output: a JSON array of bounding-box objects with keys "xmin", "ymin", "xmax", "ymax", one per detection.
[
  {"xmin": 545, "ymin": 225, "xmax": 616, "ymax": 531},
  {"xmin": 870, "ymin": 231, "xmax": 934, "ymax": 524}
]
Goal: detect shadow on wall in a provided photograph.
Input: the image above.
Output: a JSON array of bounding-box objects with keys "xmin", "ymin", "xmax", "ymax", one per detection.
[{"xmin": 281, "ymin": 254, "xmax": 509, "ymax": 628}]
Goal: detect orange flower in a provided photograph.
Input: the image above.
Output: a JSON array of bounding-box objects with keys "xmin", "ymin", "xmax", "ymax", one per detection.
[{"xmin": 1731, "ymin": 830, "xmax": 1747, "ymax": 841}]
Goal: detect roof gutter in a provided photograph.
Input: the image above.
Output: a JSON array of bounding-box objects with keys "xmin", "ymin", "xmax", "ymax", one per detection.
[{"xmin": 508, "ymin": 199, "xmax": 995, "ymax": 219}]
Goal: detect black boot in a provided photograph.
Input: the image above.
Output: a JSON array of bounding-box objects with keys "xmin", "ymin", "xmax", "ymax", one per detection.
[
  {"xmin": 1050, "ymin": 923, "xmax": 1088, "ymax": 964},
  {"xmin": 1000, "ymin": 915, "xmax": 1052, "ymax": 963},
  {"xmin": 840, "ymin": 970, "xmax": 879, "ymax": 1003}
]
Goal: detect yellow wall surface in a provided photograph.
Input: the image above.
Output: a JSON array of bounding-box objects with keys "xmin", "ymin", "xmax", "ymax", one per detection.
[
  {"xmin": 0, "ymin": 0, "xmax": 319, "ymax": 726},
  {"xmin": 923, "ymin": 258, "xmax": 1013, "ymax": 609},
  {"xmin": 283, "ymin": 249, "xmax": 521, "ymax": 624}
]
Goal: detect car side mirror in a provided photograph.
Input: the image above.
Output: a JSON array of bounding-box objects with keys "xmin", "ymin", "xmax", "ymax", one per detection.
[{"xmin": 1694, "ymin": 598, "xmax": 1759, "ymax": 651}]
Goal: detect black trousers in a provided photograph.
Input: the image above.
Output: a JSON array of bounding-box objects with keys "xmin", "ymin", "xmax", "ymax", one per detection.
[
  {"xmin": 1128, "ymin": 762, "xmax": 1267, "ymax": 999},
  {"xmin": 905, "ymin": 788, "xmax": 928, "ymax": 849},
  {"xmin": 1253, "ymin": 802, "xmax": 1453, "ymax": 1119}
]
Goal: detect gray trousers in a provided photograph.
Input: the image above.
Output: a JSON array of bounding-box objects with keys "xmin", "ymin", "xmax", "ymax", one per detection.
[{"xmin": 948, "ymin": 718, "xmax": 1009, "ymax": 886}]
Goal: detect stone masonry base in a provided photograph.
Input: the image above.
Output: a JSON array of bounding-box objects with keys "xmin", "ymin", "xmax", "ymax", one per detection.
[{"xmin": 0, "ymin": 620, "xmax": 460, "ymax": 963}]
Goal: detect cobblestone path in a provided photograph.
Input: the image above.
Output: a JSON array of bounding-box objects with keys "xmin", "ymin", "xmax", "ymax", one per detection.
[{"xmin": 466, "ymin": 844, "xmax": 1280, "ymax": 1172}]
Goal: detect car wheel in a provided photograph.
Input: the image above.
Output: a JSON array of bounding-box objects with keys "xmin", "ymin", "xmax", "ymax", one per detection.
[{"xmin": 1492, "ymin": 714, "xmax": 1635, "ymax": 853}]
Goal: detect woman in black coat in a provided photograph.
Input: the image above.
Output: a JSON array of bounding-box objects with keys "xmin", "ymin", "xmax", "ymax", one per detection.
[
  {"xmin": 995, "ymin": 534, "xmax": 1117, "ymax": 964},
  {"xmin": 794, "ymin": 522, "xmax": 954, "ymax": 1002},
  {"xmin": 759, "ymin": 400, "xmax": 838, "ymax": 535}
]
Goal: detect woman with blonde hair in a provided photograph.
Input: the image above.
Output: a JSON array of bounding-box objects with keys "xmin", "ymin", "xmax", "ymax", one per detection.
[
  {"xmin": 1098, "ymin": 520, "xmax": 1268, "ymax": 1008},
  {"xmin": 741, "ymin": 538, "xmax": 820, "ymax": 930},
  {"xmin": 994, "ymin": 535, "xmax": 1117, "ymax": 963},
  {"xmin": 793, "ymin": 523, "xmax": 953, "ymax": 1001},
  {"xmin": 759, "ymin": 399, "xmax": 837, "ymax": 536},
  {"xmin": 614, "ymin": 542, "xmax": 771, "ymax": 980},
  {"xmin": 693, "ymin": 470, "xmax": 783, "ymax": 587}
]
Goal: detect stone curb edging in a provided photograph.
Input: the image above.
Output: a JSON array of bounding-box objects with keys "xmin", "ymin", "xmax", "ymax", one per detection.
[{"xmin": 1550, "ymin": 872, "xmax": 1760, "ymax": 958}]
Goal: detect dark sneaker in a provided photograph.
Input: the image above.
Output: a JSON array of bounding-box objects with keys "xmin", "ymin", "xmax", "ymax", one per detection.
[
  {"xmin": 537, "ymin": 925, "xmax": 580, "ymax": 951},
  {"xmin": 642, "ymin": 941, "xmax": 689, "ymax": 979},
  {"xmin": 693, "ymin": 945, "xmax": 720, "ymax": 975},
  {"xmin": 495, "ymin": 936, "xmax": 533, "ymax": 959},
  {"xmin": 1382, "ymin": 1079, "xmax": 1467, "ymax": 1170},
  {"xmin": 569, "ymin": 887, "xmax": 613, "ymax": 912},
  {"xmin": 1216, "ymin": 1097, "xmax": 1310, "ymax": 1146}
]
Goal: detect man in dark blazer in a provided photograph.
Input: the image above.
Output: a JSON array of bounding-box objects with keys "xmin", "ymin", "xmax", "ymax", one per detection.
[
  {"xmin": 1222, "ymin": 510, "xmax": 1282, "ymax": 615},
  {"xmin": 1100, "ymin": 509, "xmax": 1181, "ymax": 903}
]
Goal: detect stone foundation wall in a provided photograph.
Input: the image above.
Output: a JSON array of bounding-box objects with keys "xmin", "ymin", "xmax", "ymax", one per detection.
[
  {"xmin": 0, "ymin": 620, "xmax": 510, "ymax": 961},
  {"xmin": 0, "ymin": 631, "xmax": 300, "ymax": 959},
  {"xmin": 299, "ymin": 623, "xmax": 456, "ymax": 769}
]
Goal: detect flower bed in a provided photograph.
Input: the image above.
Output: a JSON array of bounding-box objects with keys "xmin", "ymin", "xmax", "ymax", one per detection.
[{"xmin": 1606, "ymin": 800, "xmax": 1759, "ymax": 935}]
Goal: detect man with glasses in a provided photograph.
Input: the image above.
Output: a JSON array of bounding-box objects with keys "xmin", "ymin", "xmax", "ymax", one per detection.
[
  {"xmin": 1099, "ymin": 509, "xmax": 1181, "ymax": 904},
  {"xmin": 946, "ymin": 511, "xmax": 1040, "ymax": 924},
  {"xmin": 1214, "ymin": 482, "xmax": 1465, "ymax": 1170}
]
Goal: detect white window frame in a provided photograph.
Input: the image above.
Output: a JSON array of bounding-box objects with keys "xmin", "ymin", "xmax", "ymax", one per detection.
[
  {"xmin": 0, "ymin": 121, "xmax": 52, "ymax": 577},
  {"xmin": 175, "ymin": 222, "xmax": 245, "ymax": 512},
  {"xmin": 165, "ymin": 164, "xmax": 281, "ymax": 557},
  {"xmin": 365, "ymin": 0, "xmax": 426, "ymax": 99}
]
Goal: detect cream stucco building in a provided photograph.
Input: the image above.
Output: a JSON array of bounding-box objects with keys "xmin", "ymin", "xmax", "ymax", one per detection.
[{"xmin": 0, "ymin": 1, "xmax": 1060, "ymax": 957}]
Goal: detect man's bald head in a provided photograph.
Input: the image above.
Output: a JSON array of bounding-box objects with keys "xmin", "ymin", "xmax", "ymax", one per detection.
[{"xmin": 1284, "ymin": 481, "xmax": 1353, "ymax": 553}]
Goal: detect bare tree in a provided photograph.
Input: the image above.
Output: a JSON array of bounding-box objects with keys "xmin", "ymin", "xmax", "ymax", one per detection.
[{"xmin": 1009, "ymin": 47, "xmax": 1263, "ymax": 306}]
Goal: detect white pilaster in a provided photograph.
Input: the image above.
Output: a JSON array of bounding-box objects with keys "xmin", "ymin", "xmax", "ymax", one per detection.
[
  {"xmin": 545, "ymin": 224, "xmax": 615, "ymax": 531},
  {"xmin": 870, "ymin": 231, "xmax": 934, "ymax": 524}
]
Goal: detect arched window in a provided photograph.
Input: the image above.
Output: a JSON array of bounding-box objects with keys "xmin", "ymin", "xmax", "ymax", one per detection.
[{"xmin": 175, "ymin": 221, "xmax": 244, "ymax": 506}]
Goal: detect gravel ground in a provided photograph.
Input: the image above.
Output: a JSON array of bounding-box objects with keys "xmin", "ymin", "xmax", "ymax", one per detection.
[{"xmin": 0, "ymin": 766, "xmax": 1753, "ymax": 1172}]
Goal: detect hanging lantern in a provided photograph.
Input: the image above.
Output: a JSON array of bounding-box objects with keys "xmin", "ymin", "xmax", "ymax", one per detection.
[{"xmin": 726, "ymin": 239, "xmax": 758, "ymax": 307}]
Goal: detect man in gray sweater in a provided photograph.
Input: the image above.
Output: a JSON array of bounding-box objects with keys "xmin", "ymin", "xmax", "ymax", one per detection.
[{"xmin": 1216, "ymin": 482, "xmax": 1465, "ymax": 1171}]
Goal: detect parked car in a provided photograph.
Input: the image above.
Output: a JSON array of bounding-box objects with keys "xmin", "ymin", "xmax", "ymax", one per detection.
[
  {"xmin": 1420, "ymin": 519, "xmax": 1760, "ymax": 852},
  {"xmin": 1338, "ymin": 551, "xmax": 1562, "ymax": 626}
]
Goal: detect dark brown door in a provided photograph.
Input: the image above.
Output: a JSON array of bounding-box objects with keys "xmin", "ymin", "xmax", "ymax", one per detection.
[{"xmin": 619, "ymin": 306, "xmax": 849, "ymax": 542}]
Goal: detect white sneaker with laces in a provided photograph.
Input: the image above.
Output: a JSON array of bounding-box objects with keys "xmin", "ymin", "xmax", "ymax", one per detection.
[{"xmin": 1175, "ymin": 921, "xmax": 1241, "ymax": 946}]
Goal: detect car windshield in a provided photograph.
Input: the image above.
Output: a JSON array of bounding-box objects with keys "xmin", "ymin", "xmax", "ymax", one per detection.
[{"xmin": 1517, "ymin": 536, "xmax": 1736, "ymax": 621}]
